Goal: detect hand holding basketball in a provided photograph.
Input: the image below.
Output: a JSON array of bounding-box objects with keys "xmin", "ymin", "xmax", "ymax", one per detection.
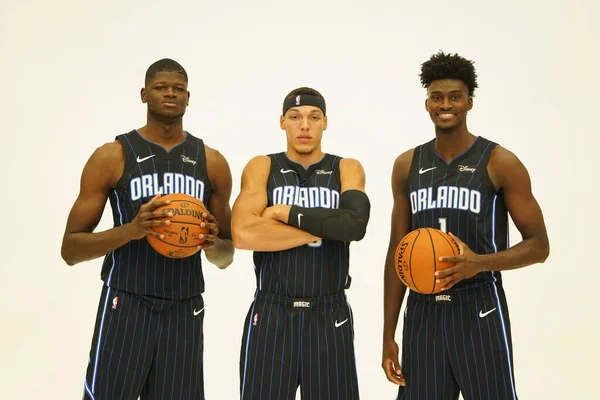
[
  {"xmin": 197, "ymin": 211, "xmax": 220, "ymax": 250},
  {"xmin": 145, "ymin": 193, "xmax": 210, "ymax": 258},
  {"xmin": 435, "ymin": 233, "xmax": 485, "ymax": 290},
  {"xmin": 127, "ymin": 194, "xmax": 173, "ymax": 240},
  {"xmin": 394, "ymin": 227, "xmax": 460, "ymax": 294}
]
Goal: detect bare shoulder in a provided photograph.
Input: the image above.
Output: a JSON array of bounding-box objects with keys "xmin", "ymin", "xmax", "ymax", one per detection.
[
  {"xmin": 88, "ymin": 140, "xmax": 124, "ymax": 178},
  {"xmin": 394, "ymin": 148, "xmax": 415, "ymax": 169},
  {"xmin": 79, "ymin": 140, "xmax": 124, "ymax": 189},
  {"xmin": 340, "ymin": 157, "xmax": 366, "ymax": 192},
  {"xmin": 392, "ymin": 148, "xmax": 415, "ymax": 181},
  {"xmin": 94, "ymin": 140, "xmax": 124, "ymax": 162},
  {"xmin": 340, "ymin": 157, "xmax": 365, "ymax": 173},
  {"xmin": 204, "ymin": 143, "xmax": 229, "ymax": 166},
  {"xmin": 489, "ymin": 145, "xmax": 523, "ymax": 167},
  {"xmin": 489, "ymin": 145, "xmax": 530, "ymax": 189},
  {"xmin": 244, "ymin": 155, "xmax": 271, "ymax": 171}
]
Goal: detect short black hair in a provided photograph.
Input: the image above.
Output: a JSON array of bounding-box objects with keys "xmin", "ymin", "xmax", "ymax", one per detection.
[
  {"xmin": 420, "ymin": 51, "xmax": 478, "ymax": 96},
  {"xmin": 145, "ymin": 58, "xmax": 188, "ymax": 86},
  {"xmin": 284, "ymin": 87, "xmax": 326, "ymax": 104}
]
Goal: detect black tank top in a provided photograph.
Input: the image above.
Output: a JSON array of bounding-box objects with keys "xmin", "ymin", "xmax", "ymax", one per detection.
[
  {"xmin": 100, "ymin": 130, "xmax": 211, "ymax": 299},
  {"xmin": 253, "ymin": 153, "xmax": 350, "ymax": 298},
  {"xmin": 406, "ymin": 136, "xmax": 508, "ymax": 292}
]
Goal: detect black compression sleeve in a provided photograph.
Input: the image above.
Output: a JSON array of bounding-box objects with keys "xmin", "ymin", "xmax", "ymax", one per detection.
[{"xmin": 287, "ymin": 190, "xmax": 370, "ymax": 242}]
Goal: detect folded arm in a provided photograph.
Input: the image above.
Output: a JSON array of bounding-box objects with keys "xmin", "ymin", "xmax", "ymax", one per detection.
[
  {"xmin": 269, "ymin": 158, "xmax": 370, "ymax": 242},
  {"xmin": 231, "ymin": 156, "xmax": 319, "ymax": 252}
]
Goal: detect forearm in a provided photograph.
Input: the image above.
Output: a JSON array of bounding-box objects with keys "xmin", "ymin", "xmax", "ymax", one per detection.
[
  {"xmin": 287, "ymin": 206, "xmax": 367, "ymax": 242},
  {"xmin": 203, "ymin": 238, "xmax": 234, "ymax": 269},
  {"xmin": 233, "ymin": 216, "xmax": 319, "ymax": 252},
  {"xmin": 383, "ymin": 259, "xmax": 408, "ymax": 341},
  {"xmin": 61, "ymin": 224, "xmax": 135, "ymax": 266},
  {"xmin": 479, "ymin": 236, "xmax": 550, "ymax": 272}
]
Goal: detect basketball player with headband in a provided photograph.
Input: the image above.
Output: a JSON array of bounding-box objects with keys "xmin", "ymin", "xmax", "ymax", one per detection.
[{"xmin": 232, "ymin": 87, "xmax": 370, "ymax": 399}]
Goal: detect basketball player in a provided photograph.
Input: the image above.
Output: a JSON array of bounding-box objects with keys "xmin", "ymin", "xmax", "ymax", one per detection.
[
  {"xmin": 61, "ymin": 59, "xmax": 234, "ymax": 400},
  {"xmin": 382, "ymin": 51, "xmax": 550, "ymax": 399},
  {"xmin": 232, "ymin": 87, "xmax": 370, "ymax": 399}
]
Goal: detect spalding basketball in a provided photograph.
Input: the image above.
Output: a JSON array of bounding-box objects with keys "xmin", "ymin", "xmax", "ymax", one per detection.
[
  {"xmin": 146, "ymin": 193, "xmax": 210, "ymax": 259},
  {"xmin": 394, "ymin": 228, "xmax": 460, "ymax": 294}
]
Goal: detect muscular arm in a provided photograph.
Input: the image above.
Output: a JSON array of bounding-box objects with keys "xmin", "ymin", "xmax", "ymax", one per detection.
[
  {"xmin": 60, "ymin": 142, "xmax": 161, "ymax": 266},
  {"xmin": 269, "ymin": 158, "xmax": 371, "ymax": 242},
  {"xmin": 231, "ymin": 156, "xmax": 319, "ymax": 251},
  {"xmin": 436, "ymin": 147, "xmax": 550, "ymax": 288},
  {"xmin": 382, "ymin": 149, "xmax": 414, "ymax": 385},
  {"xmin": 479, "ymin": 147, "xmax": 549, "ymax": 270},
  {"xmin": 202, "ymin": 146, "xmax": 235, "ymax": 269}
]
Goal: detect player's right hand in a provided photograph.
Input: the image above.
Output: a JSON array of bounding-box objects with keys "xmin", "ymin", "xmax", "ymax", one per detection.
[
  {"xmin": 127, "ymin": 194, "xmax": 173, "ymax": 240},
  {"xmin": 382, "ymin": 339, "xmax": 405, "ymax": 386}
]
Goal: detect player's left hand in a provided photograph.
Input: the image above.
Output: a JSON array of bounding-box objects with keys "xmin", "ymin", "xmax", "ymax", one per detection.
[
  {"xmin": 197, "ymin": 211, "xmax": 220, "ymax": 250},
  {"xmin": 435, "ymin": 233, "xmax": 485, "ymax": 290}
]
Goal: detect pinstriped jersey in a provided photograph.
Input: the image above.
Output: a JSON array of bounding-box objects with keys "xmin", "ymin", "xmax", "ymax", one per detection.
[
  {"xmin": 406, "ymin": 136, "xmax": 508, "ymax": 292},
  {"xmin": 254, "ymin": 153, "xmax": 350, "ymax": 298},
  {"xmin": 100, "ymin": 130, "xmax": 212, "ymax": 300}
]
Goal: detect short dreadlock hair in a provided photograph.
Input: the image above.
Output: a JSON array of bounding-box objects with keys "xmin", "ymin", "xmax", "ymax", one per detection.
[{"xmin": 420, "ymin": 51, "xmax": 478, "ymax": 96}]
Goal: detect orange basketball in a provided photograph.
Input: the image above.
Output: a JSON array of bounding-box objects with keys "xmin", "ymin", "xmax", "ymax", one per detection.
[
  {"xmin": 394, "ymin": 228, "xmax": 460, "ymax": 294},
  {"xmin": 146, "ymin": 193, "xmax": 210, "ymax": 259}
]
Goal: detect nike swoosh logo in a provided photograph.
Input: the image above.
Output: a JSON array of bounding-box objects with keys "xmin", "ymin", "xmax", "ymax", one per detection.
[
  {"xmin": 193, "ymin": 307, "xmax": 204, "ymax": 316},
  {"xmin": 137, "ymin": 154, "xmax": 156, "ymax": 163},
  {"xmin": 280, "ymin": 168, "xmax": 296, "ymax": 174},
  {"xmin": 479, "ymin": 308, "xmax": 497, "ymax": 318},
  {"xmin": 419, "ymin": 166, "xmax": 437, "ymax": 174},
  {"xmin": 335, "ymin": 318, "xmax": 348, "ymax": 328},
  {"xmin": 297, "ymin": 213, "xmax": 303, "ymax": 227}
]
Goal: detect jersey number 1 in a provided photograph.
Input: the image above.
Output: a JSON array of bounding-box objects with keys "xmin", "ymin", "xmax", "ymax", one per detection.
[{"xmin": 438, "ymin": 218, "xmax": 447, "ymax": 233}]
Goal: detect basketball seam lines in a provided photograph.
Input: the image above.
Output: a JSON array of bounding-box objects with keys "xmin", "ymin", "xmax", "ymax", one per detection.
[{"xmin": 426, "ymin": 228, "xmax": 436, "ymax": 294}]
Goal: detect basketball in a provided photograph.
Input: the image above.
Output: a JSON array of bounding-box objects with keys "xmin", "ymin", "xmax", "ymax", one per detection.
[
  {"xmin": 146, "ymin": 193, "xmax": 210, "ymax": 259},
  {"xmin": 394, "ymin": 228, "xmax": 460, "ymax": 294}
]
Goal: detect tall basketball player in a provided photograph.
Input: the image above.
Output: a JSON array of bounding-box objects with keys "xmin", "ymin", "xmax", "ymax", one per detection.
[
  {"xmin": 382, "ymin": 52, "xmax": 550, "ymax": 399},
  {"xmin": 61, "ymin": 59, "xmax": 235, "ymax": 400},
  {"xmin": 232, "ymin": 87, "xmax": 370, "ymax": 399}
]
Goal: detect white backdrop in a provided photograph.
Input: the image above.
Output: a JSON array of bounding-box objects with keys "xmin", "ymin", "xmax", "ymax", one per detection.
[{"xmin": 1, "ymin": 0, "xmax": 598, "ymax": 399}]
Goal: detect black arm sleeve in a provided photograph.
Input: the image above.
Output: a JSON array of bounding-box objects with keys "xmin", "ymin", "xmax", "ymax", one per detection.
[{"xmin": 287, "ymin": 190, "xmax": 371, "ymax": 242}]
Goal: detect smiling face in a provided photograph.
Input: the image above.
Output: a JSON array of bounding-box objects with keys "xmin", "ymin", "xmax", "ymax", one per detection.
[
  {"xmin": 425, "ymin": 79, "xmax": 473, "ymax": 133},
  {"xmin": 141, "ymin": 71, "xmax": 190, "ymax": 121},
  {"xmin": 280, "ymin": 105, "xmax": 327, "ymax": 156}
]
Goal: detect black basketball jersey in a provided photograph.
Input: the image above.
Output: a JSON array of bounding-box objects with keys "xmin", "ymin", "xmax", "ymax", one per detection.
[
  {"xmin": 253, "ymin": 153, "xmax": 350, "ymax": 298},
  {"xmin": 406, "ymin": 136, "xmax": 509, "ymax": 292},
  {"xmin": 100, "ymin": 130, "xmax": 212, "ymax": 300}
]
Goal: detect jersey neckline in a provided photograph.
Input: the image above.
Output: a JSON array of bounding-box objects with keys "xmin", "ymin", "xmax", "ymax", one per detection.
[
  {"xmin": 133, "ymin": 129, "xmax": 190, "ymax": 154},
  {"xmin": 431, "ymin": 136, "xmax": 480, "ymax": 167}
]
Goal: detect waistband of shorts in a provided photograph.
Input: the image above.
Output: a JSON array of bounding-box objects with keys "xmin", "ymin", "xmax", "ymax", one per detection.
[
  {"xmin": 408, "ymin": 283, "xmax": 503, "ymax": 304},
  {"xmin": 255, "ymin": 290, "xmax": 347, "ymax": 310}
]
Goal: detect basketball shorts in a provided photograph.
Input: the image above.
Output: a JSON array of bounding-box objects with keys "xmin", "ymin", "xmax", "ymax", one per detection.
[
  {"xmin": 397, "ymin": 284, "xmax": 518, "ymax": 400},
  {"xmin": 83, "ymin": 284, "xmax": 205, "ymax": 400},
  {"xmin": 240, "ymin": 290, "xmax": 359, "ymax": 400}
]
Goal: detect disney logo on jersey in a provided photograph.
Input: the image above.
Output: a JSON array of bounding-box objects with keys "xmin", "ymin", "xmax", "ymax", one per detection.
[
  {"xmin": 130, "ymin": 173, "xmax": 205, "ymax": 202},
  {"xmin": 315, "ymin": 170, "xmax": 333, "ymax": 175},
  {"xmin": 181, "ymin": 155, "xmax": 197, "ymax": 166},
  {"xmin": 272, "ymin": 186, "xmax": 340, "ymax": 209},
  {"xmin": 458, "ymin": 165, "xmax": 476, "ymax": 173},
  {"xmin": 410, "ymin": 186, "xmax": 481, "ymax": 214}
]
